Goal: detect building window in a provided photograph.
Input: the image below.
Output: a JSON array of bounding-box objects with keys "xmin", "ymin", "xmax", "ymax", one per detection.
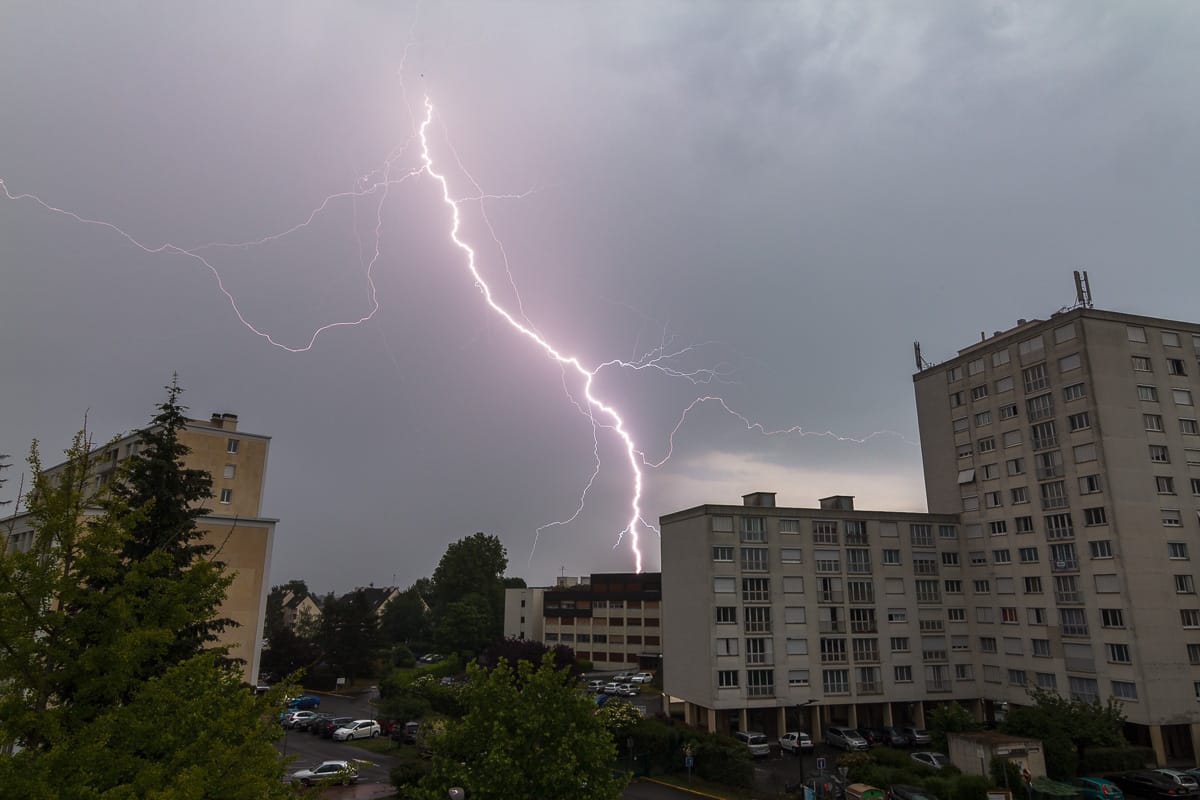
[
  {"xmin": 1157, "ymin": 476, "xmax": 1177, "ymax": 495},
  {"xmin": 944, "ymin": 579, "xmax": 962, "ymax": 594},
  {"xmin": 741, "ymin": 547, "xmax": 769, "ymax": 572},
  {"xmin": 893, "ymin": 665, "xmax": 913, "ymax": 684},
  {"xmin": 226, "ymin": 438, "xmax": 240, "ymax": 454},
  {"xmin": 1000, "ymin": 404, "xmax": 1019, "ymax": 421},
  {"xmin": 1028, "ymin": 607, "xmax": 1047, "ymax": 625},
  {"xmin": 1163, "ymin": 509, "xmax": 1183, "ymax": 527},
  {"xmin": 1145, "ymin": 414, "xmax": 1165, "ymax": 432},
  {"xmin": 219, "ymin": 488, "xmax": 232, "ymax": 504},
  {"xmin": 993, "ymin": 549, "xmax": 1011, "ymax": 565},
  {"xmin": 1168, "ymin": 358, "xmax": 1187, "ymax": 376},
  {"xmin": 1059, "ymin": 608, "xmax": 1089, "ymax": 637},
  {"xmin": 969, "ymin": 551, "xmax": 987, "ymax": 566},
  {"xmin": 787, "ymin": 669, "xmax": 810, "ymax": 687},
  {"xmin": 741, "ymin": 516, "xmax": 767, "ymax": 541},
  {"xmin": 1163, "ymin": 331, "xmax": 1182, "ymax": 347},
  {"xmin": 742, "ymin": 578, "xmax": 770, "ymax": 603},
  {"xmin": 979, "ymin": 636, "xmax": 997, "ymax": 653},
  {"xmin": 1170, "ymin": 542, "xmax": 1190, "ymax": 560},
  {"xmin": 968, "ymin": 358, "xmax": 985, "ymax": 376},
  {"xmin": 1019, "ymin": 547, "xmax": 1039, "ymax": 563},
  {"xmin": 784, "ymin": 606, "xmax": 807, "ymax": 624},
  {"xmin": 1008, "ymin": 669, "xmax": 1028, "ymax": 687},
  {"xmin": 1127, "ymin": 325, "xmax": 1147, "ymax": 342},
  {"xmin": 1032, "ymin": 638, "xmax": 1051, "ymax": 657},
  {"xmin": 1089, "ymin": 540, "xmax": 1113, "ymax": 559},
  {"xmin": 812, "ymin": 520, "xmax": 839, "ymax": 545},
  {"xmin": 1107, "ymin": 643, "xmax": 1131, "ymax": 664},
  {"xmin": 953, "ymin": 417, "xmax": 970, "ymax": 433},
  {"xmin": 947, "ymin": 607, "xmax": 966, "ymax": 622},
  {"xmin": 717, "ymin": 670, "xmax": 739, "ymax": 688},
  {"xmin": 1022, "ymin": 363, "xmax": 1048, "ymax": 393},
  {"xmin": 971, "ymin": 385, "xmax": 989, "ymax": 401},
  {"xmin": 1063, "ymin": 382, "xmax": 1086, "ymax": 402},
  {"xmin": 887, "ymin": 608, "xmax": 907, "ymax": 624},
  {"xmin": 1182, "ymin": 419, "xmax": 1199, "ymax": 435},
  {"xmin": 1055, "ymin": 323, "xmax": 1077, "ymax": 344},
  {"xmin": 1190, "ymin": 644, "xmax": 1200, "ymax": 665},
  {"xmin": 984, "ymin": 491, "xmax": 1002, "ymax": 509},
  {"xmin": 1037, "ymin": 673, "xmax": 1058, "ymax": 690},
  {"xmin": 947, "ymin": 366, "xmax": 963, "ymax": 383},
  {"xmin": 779, "ymin": 518, "xmax": 801, "ymax": 535},
  {"xmin": 1015, "ymin": 516, "xmax": 1035, "ymax": 533},
  {"xmin": 1005, "ymin": 458, "xmax": 1025, "ymax": 477},
  {"xmin": 712, "ymin": 546, "xmax": 734, "ymax": 562},
  {"xmin": 1193, "ymin": 478, "xmax": 1200, "ymax": 496},
  {"xmin": 1072, "ymin": 443, "xmax": 1096, "ymax": 463},
  {"xmin": 996, "ymin": 376, "xmax": 1015, "ymax": 393},
  {"xmin": 1023, "ymin": 576, "xmax": 1043, "ymax": 594},
  {"xmin": 1068, "ymin": 412, "xmax": 1091, "ymax": 432},
  {"xmin": 1182, "ymin": 610, "xmax": 1200, "ymax": 629},
  {"xmin": 1101, "ymin": 608, "xmax": 1125, "ymax": 628},
  {"xmin": 223, "ymin": 464, "xmax": 236, "ymax": 479},
  {"xmin": 715, "ymin": 638, "xmax": 738, "ymax": 656},
  {"xmin": 713, "ymin": 577, "xmax": 736, "ymax": 593},
  {"xmin": 1083, "ymin": 507, "xmax": 1107, "ymax": 526},
  {"xmin": 712, "ymin": 515, "xmax": 734, "ymax": 532},
  {"xmin": 1131, "ymin": 356, "xmax": 1153, "ymax": 372},
  {"xmin": 1079, "ymin": 474, "xmax": 1103, "ymax": 494},
  {"xmin": 1174, "ymin": 389, "xmax": 1194, "ymax": 406},
  {"xmin": 949, "ymin": 391, "xmax": 964, "ymax": 408},
  {"xmin": 881, "ymin": 549, "xmax": 901, "ymax": 566},
  {"xmin": 939, "ymin": 525, "xmax": 958, "ymax": 540},
  {"xmin": 715, "ymin": 606, "xmax": 736, "ymax": 624},
  {"xmin": 1177, "ymin": 575, "xmax": 1196, "ymax": 594},
  {"xmin": 1138, "ymin": 385, "xmax": 1159, "ymax": 402},
  {"xmin": 822, "ymin": 669, "xmax": 849, "ymax": 694},
  {"xmin": 1045, "ymin": 513, "xmax": 1073, "ymax": 540},
  {"xmin": 1187, "ymin": 449, "xmax": 1200, "ymax": 465},
  {"xmin": 1031, "ymin": 421, "xmax": 1058, "ymax": 450},
  {"xmin": 1019, "ymin": 337, "xmax": 1045, "ymax": 361},
  {"xmin": 977, "ymin": 437, "xmax": 996, "ymax": 453},
  {"xmin": 1111, "ymin": 681, "xmax": 1138, "ymax": 701},
  {"xmin": 1001, "ymin": 607, "xmax": 1019, "ymax": 624},
  {"xmin": 941, "ymin": 551, "xmax": 960, "ymax": 566},
  {"xmin": 1059, "ymin": 353, "xmax": 1081, "ymax": 372},
  {"xmin": 994, "ymin": 350, "xmax": 1012, "ymax": 367},
  {"xmin": 780, "ymin": 547, "xmax": 803, "ymax": 564}
]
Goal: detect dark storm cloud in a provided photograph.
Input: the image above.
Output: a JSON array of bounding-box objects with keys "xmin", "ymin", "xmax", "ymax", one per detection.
[{"xmin": 2, "ymin": 2, "xmax": 1198, "ymax": 592}]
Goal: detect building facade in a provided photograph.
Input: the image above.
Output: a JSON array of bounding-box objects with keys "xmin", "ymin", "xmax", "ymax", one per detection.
[
  {"xmin": 661, "ymin": 306, "xmax": 1200, "ymax": 764},
  {"xmin": 3, "ymin": 412, "xmax": 277, "ymax": 685},
  {"xmin": 504, "ymin": 572, "xmax": 663, "ymax": 669},
  {"xmin": 661, "ymin": 493, "xmax": 961, "ymax": 741},
  {"xmin": 914, "ymin": 307, "xmax": 1200, "ymax": 763}
]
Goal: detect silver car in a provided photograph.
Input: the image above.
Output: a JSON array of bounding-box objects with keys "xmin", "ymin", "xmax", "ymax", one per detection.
[
  {"xmin": 290, "ymin": 760, "xmax": 358, "ymax": 786},
  {"xmin": 825, "ymin": 726, "xmax": 869, "ymax": 751}
]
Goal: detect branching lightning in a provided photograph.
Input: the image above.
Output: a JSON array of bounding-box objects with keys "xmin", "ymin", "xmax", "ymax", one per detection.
[{"xmin": 0, "ymin": 87, "xmax": 915, "ymax": 575}]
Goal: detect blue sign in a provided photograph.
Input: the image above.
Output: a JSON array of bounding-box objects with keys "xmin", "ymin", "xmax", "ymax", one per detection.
[
  {"xmin": 685, "ymin": 756, "xmax": 694, "ymax": 768},
  {"xmin": 816, "ymin": 757, "xmax": 827, "ymax": 771}
]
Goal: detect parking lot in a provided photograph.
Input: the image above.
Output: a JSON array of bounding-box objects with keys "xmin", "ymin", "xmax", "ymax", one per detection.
[{"xmin": 277, "ymin": 689, "xmax": 400, "ymax": 797}]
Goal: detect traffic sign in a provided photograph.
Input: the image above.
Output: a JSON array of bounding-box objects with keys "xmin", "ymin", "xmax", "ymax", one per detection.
[
  {"xmin": 816, "ymin": 756, "xmax": 827, "ymax": 771},
  {"xmin": 685, "ymin": 756, "xmax": 694, "ymax": 768}
]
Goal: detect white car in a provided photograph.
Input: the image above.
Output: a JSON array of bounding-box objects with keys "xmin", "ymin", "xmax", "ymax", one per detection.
[
  {"xmin": 735, "ymin": 730, "xmax": 771, "ymax": 758},
  {"xmin": 618, "ymin": 684, "xmax": 639, "ymax": 697},
  {"xmin": 586, "ymin": 679, "xmax": 605, "ymax": 692},
  {"xmin": 290, "ymin": 760, "xmax": 359, "ymax": 786},
  {"xmin": 1155, "ymin": 769, "xmax": 1200, "ymax": 790},
  {"xmin": 780, "ymin": 731, "xmax": 815, "ymax": 753},
  {"xmin": 332, "ymin": 719, "xmax": 381, "ymax": 741},
  {"xmin": 602, "ymin": 682, "xmax": 621, "ymax": 695},
  {"xmin": 630, "ymin": 672, "xmax": 654, "ymax": 684}
]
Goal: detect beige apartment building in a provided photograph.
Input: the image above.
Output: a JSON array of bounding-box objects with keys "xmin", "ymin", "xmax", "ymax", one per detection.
[
  {"xmin": 662, "ymin": 305, "xmax": 1200, "ymax": 765},
  {"xmin": 504, "ymin": 572, "xmax": 664, "ymax": 670},
  {"xmin": 3, "ymin": 413, "xmax": 277, "ymax": 685},
  {"xmin": 915, "ymin": 307, "xmax": 1200, "ymax": 763}
]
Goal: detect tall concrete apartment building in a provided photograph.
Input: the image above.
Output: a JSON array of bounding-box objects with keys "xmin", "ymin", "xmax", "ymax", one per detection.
[
  {"xmin": 503, "ymin": 572, "xmax": 664, "ymax": 670},
  {"xmin": 3, "ymin": 413, "xmax": 277, "ymax": 685},
  {"xmin": 662, "ymin": 305, "xmax": 1200, "ymax": 764}
]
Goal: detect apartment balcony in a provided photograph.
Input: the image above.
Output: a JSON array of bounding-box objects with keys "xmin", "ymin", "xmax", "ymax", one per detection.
[
  {"xmin": 819, "ymin": 620, "xmax": 846, "ymax": 633},
  {"xmin": 741, "ymin": 562, "xmax": 769, "ymax": 573},
  {"xmin": 747, "ymin": 684, "xmax": 775, "ymax": 698},
  {"xmin": 1037, "ymin": 465, "xmax": 1065, "ymax": 480},
  {"xmin": 818, "ymin": 591, "xmax": 844, "ymax": 604},
  {"xmin": 922, "ymin": 649, "xmax": 948, "ymax": 662},
  {"xmin": 813, "ymin": 535, "xmax": 839, "ymax": 546},
  {"xmin": 815, "ymin": 560, "xmax": 842, "ymax": 574},
  {"xmin": 913, "ymin": 564, "xmax": 939, "ymax": 577},
  {"xmin": 846, "ymin": 533, "xmax": 869, "ymax": 546},
  {"xmin": 820, "ymin": 654, "xmax": 849, "ymax": 665},
  {"xmin": 847, "ymin": 563, "xmax": 873, "ymax": 575},
  {"xmin": 1055, "ymin": 590, "xmax": 1082, "ymax": 604},
  {"xmin": 853, "ymin": 651, "xmax": 880, "ymax": 664},
  {"xmin": 1061, "ymin": 623, "xmax": 1090, "ymax": 638},
  {"xmin": 1041, "ymin": 497, "xmax": 1069, "ymax": 511},
  {"xmin": 746, "ymin": 653, "xmax": 774, "ymax": 666},
  {"xmin": 926, "ymin": 680, "xmax": 953, "ymax": 693},
  {"xmin": 744, "ymin": 622, "xmax": 772, "ymax": 634},
  {"xmin": 916, "ymin": 592, "xmax": 942, "ymax": 605},
  {"xmin": 849, "ymin": 593, "xmax": 875, "ymax": 605},
  {"xmin": 919, "ymin": 620, "xmax": 945, "ymax": 633},
  {"xmin": 856, "ymin": 682, "xmax": 883, "ymax": 696},
  {"xmin": 850, "ymin": 621, "xmax": 877, "ymax": 634},
  {"xmin": 1051, "ymin": 558, "xmax": 1080, "ymax": 573}
]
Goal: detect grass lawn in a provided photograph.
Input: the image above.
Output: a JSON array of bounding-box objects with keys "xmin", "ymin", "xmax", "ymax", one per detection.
[
  {"xmin": 645, "ymin": 774, "xmax": 760, "ymax": 800},
  {"xmin": 347, "ymin": 736, "xmax": 403, "ymax": 755}
]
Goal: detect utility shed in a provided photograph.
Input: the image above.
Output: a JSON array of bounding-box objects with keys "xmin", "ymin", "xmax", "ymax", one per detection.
[{"xmin": 949, "ymin": 732, "xmax": 1046, "ymax": 780}]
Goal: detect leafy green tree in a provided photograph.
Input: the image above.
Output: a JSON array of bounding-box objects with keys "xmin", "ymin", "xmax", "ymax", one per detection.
[
  {"xmin": 318, "ymin": 588, "xmax": 383, "ymax": 683},
  {"xmin": 0, "ymin": 427, "xmax": 288, "ymax": 797},
  {"xmin": 927, "ymin": 702, "xmax": 983, "ymax": 753},
  {"xmin": 435, "ymin": 593, "xmax": 493, "ymax": 654},
  {"xmin": 380, "ymin": 587, "xmax": 432, "ymax": 645},
  {"xmin": 478, "ymin": 637, "xmax": 579, "ymax": 677},
  {"xmin": 410, "ymin": 654, "xmax": 626, "ymax": 800},
  {"xmin": 431, "ymin": 532, "xmax": 508, "ymax": 640},
  {"xmin": 1001, "ymin": 687, "xmax": 1125, "ymax": 778},
  {"xmin": 261, "ymin": 583, "xmax": 321, "ymax": 680}
]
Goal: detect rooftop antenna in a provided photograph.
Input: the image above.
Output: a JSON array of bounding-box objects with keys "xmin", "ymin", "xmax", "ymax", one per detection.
[
  {"xmin": 1073, "ymin": 270, "xmax": 1093, "ymax": 309},
  {"xmin": 914, "ymin": 341, "xmax": 931, "ymax": 371}
]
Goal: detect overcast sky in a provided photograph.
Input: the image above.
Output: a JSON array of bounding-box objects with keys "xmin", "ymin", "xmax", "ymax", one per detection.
[{"xmin": 2, "ymin": 2, "xmax": 1198, "ymax": 594}]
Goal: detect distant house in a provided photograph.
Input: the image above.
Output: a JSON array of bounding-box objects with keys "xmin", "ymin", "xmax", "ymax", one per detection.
[
  {"xmin": 351, "ymin": 585, "xmax": 403, "ymax": 619},
  {"xmin": 280, "ymin": 590, "xmax": 322, "ymax": 632}
]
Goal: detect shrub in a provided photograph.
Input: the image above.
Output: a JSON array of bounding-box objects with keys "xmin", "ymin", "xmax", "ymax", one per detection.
[
  {"xmin": 871, "ymin": 747, "xmax": 914, "ymax": 769},
  {"xmin": 1079, "ymin": 746, "xmax": 1154, "ymax": 774},
  {"xmin": 947, "ymin": 774, "xmax": 993, "ymax": 800},
  {"xmin": 390, "ymin": 758, "xmax": 432, "ymax": 789},
  {"xmin": 576, "ymin": 659, "xmax": 593, "ymax": 672},
  {"xmin": 687, "ymin": 732, "xmax": 753, "ymax": 788}
]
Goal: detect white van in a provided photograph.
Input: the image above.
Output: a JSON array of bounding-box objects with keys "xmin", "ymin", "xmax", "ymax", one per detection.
[{"xmin": 735, "ymin": 730, "xmax": 771, "ymax": 757}]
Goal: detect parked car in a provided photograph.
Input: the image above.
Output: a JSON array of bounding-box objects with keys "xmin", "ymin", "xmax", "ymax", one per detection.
[
  {"xmin": 286, "ymin": 694, "xmax": 321, "ymax": 710},
  {"xmin": 601, "ymin": 682, "xmax": 621, "ymax": 695},
  {"xmin": 306, "ymin": 713, "xmax": 333, "ymax": 735},
  {"xmin": 586, "ymin": 680, "xmax": 605, "ymax": 692},
  {"xmin": 805, "ymin": 775, "xmax": 847, "ymax": 800},
  {"xmin": 901, "ymin": 726, "xmax": 932, "ymax": 746},
  {"xmin": 418, "ymin": 653, "xmax": 443, "ymax": 663},
  {"xmin": 630, "ymin": 672, "xmax": 654, "ymax": 684},
  {"xmin": 332, "ymin": 719, "xmax": 381, "ymax": 741},
  {"xmin": 283, "ymin": 710, "xmax": 319, "ymax": 729},
  {"xmin": 316, "ymin": 716, "xmax": 355, "ymax": 739},
  {"xmin": 780, "ymin": 731, "xmax": 815, "ymax": 753},
  {"xmin": 293, "ymin": 712, "xmax": 325, "ymax": 731},
  {"xmin": 878, "ymin": 726, "xmax": 912, "ymax": 747},
  {"xmin": 847, "ymin": 784, "xmax": 886, "ymax": 800},
  {"xmin": 1156, "ymin": 771, "xmax": 1200, "ymax": 792},
  {"xmin": 617, "ymin": 683, "xmax": 639, "ymax": 697},
  {"xmin": 735, "ymin": 730, "xmax": 771, "ymax": 758},
  {"xmin": 826, "ymin": 726, "xmax": 870, "ymax": 751},
  {"xmin": 1112, "ymin": 770, "xmax": 1198, "ymax": 800},
  {"xmin": 391, "ymin": 721, "xmax": 420, "ymax": 744},
  {"xmin": 1069, "ymin": 777, "xmax": 1125, "ymax": 800},
  {"xmin": 910, "ymin": 752, "xmax": 949, "ymax": 770},
  {"xmin": 613, "ymin": 672, "xmax": 633, "ymax": 681},
  {"xmin": 890, "ymin": 784, "xmax": 939, "ymax": 800},
  {"xmin": 290, "ymin": 760, "xmax": 359, "ymax": 787}
]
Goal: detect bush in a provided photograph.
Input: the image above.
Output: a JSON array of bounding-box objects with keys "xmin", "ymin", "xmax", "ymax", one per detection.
[
  {"xmin": 946, "ymin": 774, "xmax": 992, "ymax": 800},
  {"xmin": 991, "ymin": 758, "xmax": 1022, "ymax": 790},
  {"xmin": 630, "ymin": 717, "xmax": 682, "ymax": 775},
  {"xmin": 392, "ymin": 644, "xmax": 416, "ymax": 669},
  {"xmin": 685, "ymin": 732, "xmax": 754, "ymax": 788},
  {"xmin": 1079, "ymin": 746, "xmax": 1154, "ymax": 774},
  {"xmin": 390, "ymin": 758, "xmax": 432, "ymax": 789},
  {"xmin": 576, "ymin": 659, "xmax": 593, "ymax": 672},
  {"xmin": 871, "ymin": 747, "xmax": 916, "ymax": 769}
]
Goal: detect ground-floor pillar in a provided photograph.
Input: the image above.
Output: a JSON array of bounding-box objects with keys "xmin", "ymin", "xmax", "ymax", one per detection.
[
  {"xmin": 778, "ymin": 706, "xmax": 789, "ymax": 736},
  {"xmin": 1191, "ymin": 724, "xmax": 1200, "ymax": 766},
  {"xmin": 914, "ymin": 701, "xmax": 926, "ymax": 728},
  {"xmin": 1150, "ymin": 725, "xmax": 1167, "ymax": 766},
  {"xmin": 738, "ymin": 708, "xmax": 749, "ymax": 733},
  {"xmin": 707, "ymin": 707, "xmax": 717, "ymax": 734},
  {"xmin": 882, "ymin": 702, "xmax": 894, "ymax": 726},
  {"xmin": 848, "ymin": 704, "xmax": 859, "ymax": 729},
  {"xmin": 684, "ymin": 702, "xmax": 694, "ymax": 727},
  {"xmin": 967, "ymin": 698, "xmax": 984, "ymax": 722}
]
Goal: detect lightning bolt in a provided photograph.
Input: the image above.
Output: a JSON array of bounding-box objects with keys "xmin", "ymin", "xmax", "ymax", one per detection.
[{"xmin": 1, "ymin": 88, "xmax": 916, "ymax": 575}]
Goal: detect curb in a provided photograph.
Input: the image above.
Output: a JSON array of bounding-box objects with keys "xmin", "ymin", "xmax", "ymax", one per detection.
[{"xmin": 637, "ymin": 776, "xmax": 729, "ymax": 800}]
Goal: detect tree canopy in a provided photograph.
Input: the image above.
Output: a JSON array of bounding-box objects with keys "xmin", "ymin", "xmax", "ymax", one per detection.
[
  {"xmin": 410, "ymin": 654, "xmax": 625, "ymax": 800},
  {"xmin": 1001, "ymin": 687, "xmax": 1126, "ymax": 778}
]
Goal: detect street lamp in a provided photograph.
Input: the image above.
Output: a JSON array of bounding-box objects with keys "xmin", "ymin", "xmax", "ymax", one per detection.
[
  {"xmin": 795, "ymin": 699, "xmax": 819, "ymax": 787},
  {"xmin": 448, "ymin": 789, "xmax": 465, "ymax": 800}
]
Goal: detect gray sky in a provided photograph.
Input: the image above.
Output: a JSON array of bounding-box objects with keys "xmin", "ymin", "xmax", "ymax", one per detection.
[{"xmin": 2, "ymin": 2, "xmax": 1198, "ymax": 594}]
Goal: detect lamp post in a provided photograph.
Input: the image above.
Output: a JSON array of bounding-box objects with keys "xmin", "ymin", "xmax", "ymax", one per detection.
[{"xmin": 795, "ymin": 699, "xmax": 818, "ymax": 787}]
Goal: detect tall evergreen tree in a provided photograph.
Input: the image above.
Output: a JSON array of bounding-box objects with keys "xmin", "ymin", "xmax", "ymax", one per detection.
[{"xmin": 105, "ymin": 377, "xmax": 236, "ymax": 666}]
